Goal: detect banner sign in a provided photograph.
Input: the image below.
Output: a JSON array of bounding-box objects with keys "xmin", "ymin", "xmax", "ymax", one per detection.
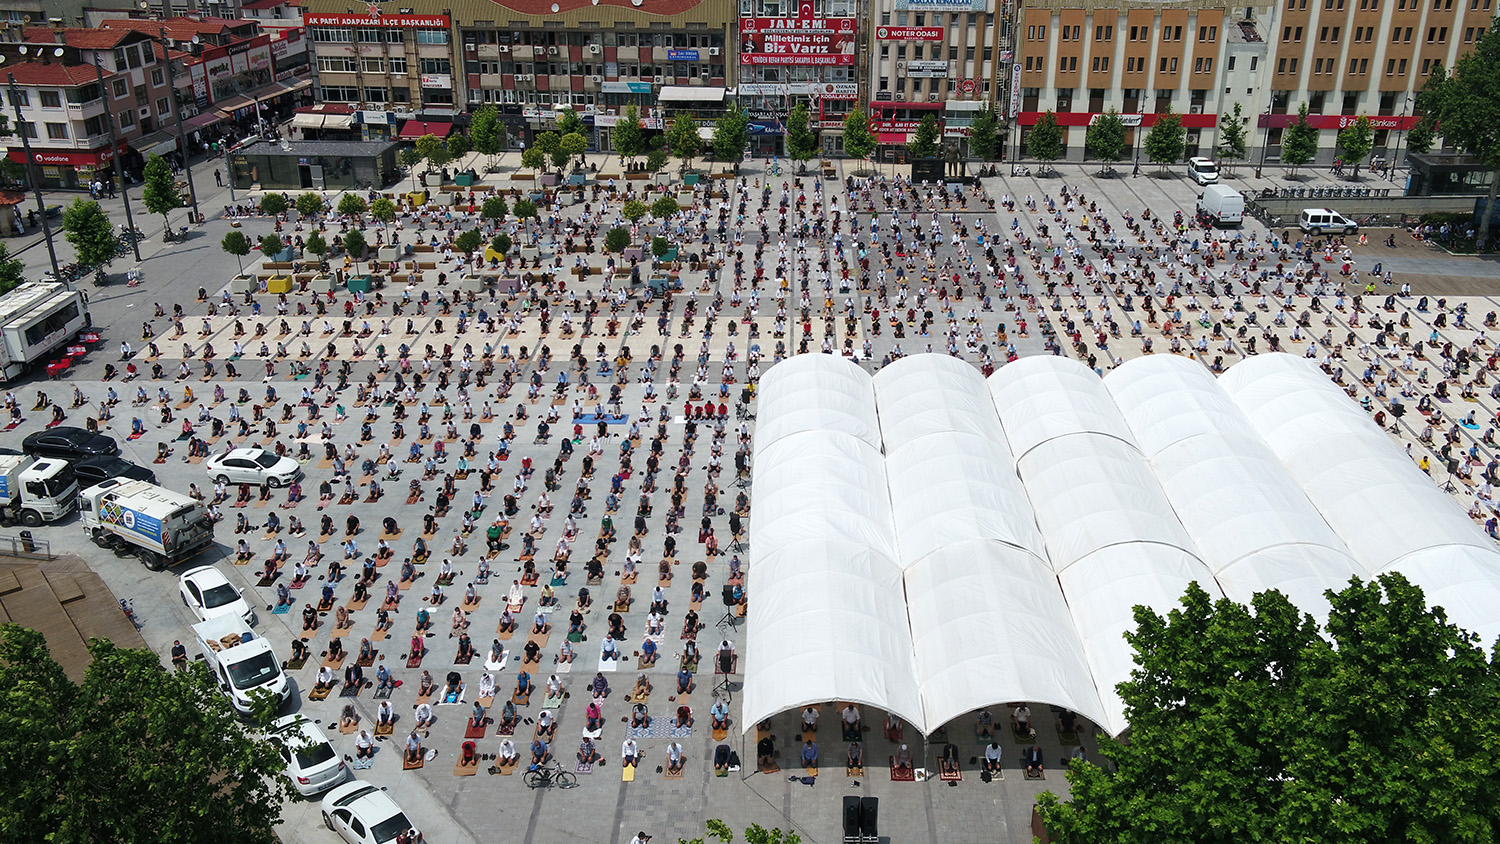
[
  {"xmin": 875, "ymin": 26, "xmax": 943, "ymax": 40},
  {"xmin": 907, "ymin": 60, "xmax": 948, "ymax": 77},
  {"xmin": 1256, "ymin": 113, "xmax": 1421, "ymax": 130},
  {"xmin": 894, "ymin": 0, "xmax": 989, "ymax": 10},
  {"xmin": 736, "ymin": 82, "xmax": 857, "ymax": 97},
  {"xmin": 739, "ymin": 7, "xmax": 856, "ymax": 66},
  {"xmin": 303, "ymin": 13, "xmax": 449, "ymax": 26},
  {"xmin": 667, "ymin": 49, "xmax": 700, "ymax": 61}
]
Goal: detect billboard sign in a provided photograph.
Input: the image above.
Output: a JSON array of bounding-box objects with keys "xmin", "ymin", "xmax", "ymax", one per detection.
[
  {"xmin": 874, "ymin": 26, "xmax": 943, "ymax": 40},
  {"xmin": 740, "ymin": 6, "xmax": 856, "ymax": 66},
  {"xmin": 894, "ymin": 0, "xmax": 988, "ymax": 9},
  {"xmin": 303, "ymin": 13, "xmax": 449, "ymax": 26},
  {"xmin": 907, "ymin": 60, "xmax": 948, "ymax": 77},
  {"xmin": 667, "ymin": 49, "xmax": 700, "ymax": 61}
]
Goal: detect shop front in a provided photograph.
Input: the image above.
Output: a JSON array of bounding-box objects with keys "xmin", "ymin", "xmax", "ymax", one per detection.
[
  {"xmin": 228, "ymin": 139, "xmax": 399, "ymax": 191},
  {"xmin": 6, "ymin": 143, "xmax": 129, "ymax": 191}
]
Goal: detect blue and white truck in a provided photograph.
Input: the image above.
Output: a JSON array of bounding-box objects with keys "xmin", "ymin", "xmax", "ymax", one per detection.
[
  {"xmin": 0, "ymin": 454, "xmax": 77, "ymax": 526},
  {"xmin": 78, "ymin": 479, "xmax": 214, "ymax": 571}
]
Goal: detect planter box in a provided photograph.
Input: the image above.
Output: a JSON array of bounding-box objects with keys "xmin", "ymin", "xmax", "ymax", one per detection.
[
  {"xmin": 539, "ymin": 173, "xmax": 559, "ymax": 187},
  {"xmin": 677, "ymin": 191, "xmax": 695, "ymax": 208},
  {"xmin": 404, "ymin": 190, "xmax": 428, "ymax": 206},
  {"xmin": 347, "ymin": 275, "xmax": 373, "ymax": 294},
  {"xmin": 622, "ymin": 247, "xmax": 643, "ymax": 263},
  {"xmin": 314, "ymin": 273, "xmax": 339, "ymax": 293},
  {"xmin": 558, "ymin": 193, "xmax": 576, "ymax": 206},
  {"xmin": 455, "ymin": 172, "xmax": 475, "ymax": 187},
  {"xmin": 660, "ymin": 248, "xmax": 679, "ymax": 262},
  {"xmin": 266, "ymin": 275, "xmax": 293, "ymax": 295},
  {"xmin": 461, "ymin": 274, "xmax": 485, "ymax": 293},
  {"xmin": 498, "ymin": 276, "xmax": 521, "ymax": 293},
  {"xmin": 230, "ymin": 274, "xmax": 256, "ymax": 294},
  {"xmin": 424, "ymin": 173, "xmax": 443, "ymax": 188},
  {"xmin": 568, "ymin": 173, "xmax": 587, "ymax": 186},
  {"xmin": 683, "ymin": 173, "xmax": 700, "ymax": 186},
  {"xmin": 378, "ymin": 246, "xmax": 402, "ymax": 262}
]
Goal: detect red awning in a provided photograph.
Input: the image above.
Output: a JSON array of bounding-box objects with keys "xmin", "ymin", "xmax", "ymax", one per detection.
[
  {"xmin": 876, "ymin": 132, "xmax": 908, "ymax": 144},
  {"xmin": 399, "ymin": 120, "xmax": 453, "ymax": 139}
]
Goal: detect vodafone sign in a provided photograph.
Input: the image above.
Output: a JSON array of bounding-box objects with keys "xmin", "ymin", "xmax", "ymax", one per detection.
[{"xmin": 875, "ymin": 26, "xmax": 943, "ymax": 40}]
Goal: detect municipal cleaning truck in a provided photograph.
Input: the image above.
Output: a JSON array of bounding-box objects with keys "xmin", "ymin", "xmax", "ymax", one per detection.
[
  {"xmin": 78, "ymin": 479, "xmax": 214, "ymax": 571},
  {"xmin": 193, "ymin": 615, "xmax": 289, "ymax": 716},
  {"xmin": 0, "ymin": 455, "xmax": 77, "ymax": 526}
]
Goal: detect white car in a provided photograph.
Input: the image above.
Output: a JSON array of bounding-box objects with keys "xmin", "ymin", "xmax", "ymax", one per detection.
[
  {"xmin": 204, "ymin": 448, "xmax": 302, "ymax": 488},
  {"xmin": 269, "ymin": 715, "xmax": 347, "ymax": 796},
  {"xmin": 1188, "ymin": 156, "xmax": 1219, "ymax": 185},
  {"xmin": 178, "ymin": 565, "xmax": 254, "ymax": 626},
  {"xmin": 322, "ymin": 781, "xmax": 419, "ymax": 844}
]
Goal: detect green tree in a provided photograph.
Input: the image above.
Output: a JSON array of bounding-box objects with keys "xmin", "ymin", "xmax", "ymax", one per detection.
[
  {"xmin": 1037, "ymin": 574, "xmax": 1500, "ymax": 844},
  {"xmin": 342, "ymin": 229, "xmax": 367, "ymax": 273},
  {"xmin": 0, "ymin": 242, "xmax": 25, "ymax": 295},
  {"xmin": 1280, "ymin": 102, "xmax": 1320, "ymax": 177},
  {"xmin": 677, "ymin": 819, "xmax": 800, "ymax": 844},
  {"xmin": 489, "ymin": 232, "xmax": 512, "ymax": 256},
  {"xmin": 399, "ymin": 147, "xmax": 423, "ymax": 188},
  {"xmin": 521, "ymin": 146, "xmax": 546, "ymax": 174},
  {"xmin": 785, "ymin": 101, "xmax": 819, "ymax": 165},
  {"xmin": 1407, "ymin": 117, "xmax": 1437, "ymax": 155},
  {"xmin": 258, "ymin": 234, "xmax": 284, "ymax": 259},
  {"xmin": 713, "ymin": 105, "xmax": 751, "ymax": 163},
  {"xmin": 295, "ymin": 191, "xmax": 325, "ymax": 218},
  {"xmin": 1337, "ymin": 115, "xmax": 1376, "ymax": 176},
  {"xmin": 1219, "ymin": 101, "xmax": 1249, "ymax": 175},
  {"xmin": 470, "ymin": 104, "xmax": 504, "ymax": 170},
  {"xmin": 666, "ymin": 113, "xmax": 703, "ymax": 173},
  {"xmin": 336, "ymin": 193, "xmax": 367, "ymax": 218},
  {"xmin": 481, "ymin": 195, "xmax": 509, "ymax": 223},
  {"xmin": 1026, "ymin": 110, "xmax": 1064, "ymax": 163},
  {"xmin": 140, "ymin": 153, "xmax": 180, "ymax": 233},
  {"xmin": 0, "ymin": 626, "xmax": 289, "ymax": 844},
  {"xmin": 614, "ymin": 104, "xmax": 647, "ymax": 161},
  {"xmin": 426, "ymin": 139, "xmax": 453, "ymax": 174},
  {"xmin": 446, "ymin": 132, "xmax": 471, "ymax": 161},
  {"xmin": 1425, "ymin": 42, "xmax": 1500, "ymax": 245},
  {"xmin": 652, "ymin": 235, "xmax": 671, "ymax": 259},
  {"xmin": 1085, "ymin": 109, "xmax": 1127, "ymax": 168},
  {"xmin": 651, "ymin": 194, "xmax": 680, "ymax": 221},
  {"xmin": 219, "ymin": 229, "xmax": 251, "ymax": 274},
  {"xmin": 258, "ymin": 192, "xmax": 287, "ymax": 217},
  {"xmin": 1143, "ymin": 108, "xmax": 1186, "ymax": 173},
  {"xmin": 967, "ymin": 105, "xmax": 1001, "ymax": 161},
  {"xmin": 559, "ymin": 132, "xmax": 588, "ymax": 169},
  {"xmin": 622, "ymin": 199, "xmax": 648, "ymax": 223},
  {"xmin": 414, "ymin": 133, "xmax": 445, "ymax": 175},
  {"xmin": 604, "ymin": 226, "xmax": 631, "ymax": 253},
  {"xmin": 909, "ymin": 113, "xmax": 942, "ymax": 159},
  {"xmin": 557, "ymin": 108, "xmax": 585, "ymax": 137},
  {"xmin": 454, "ymin": 228, "xmax": 484, "ymax": 255},
  {"xmin": 646, "ymin": 147, "xmax": 669, "ymax": 174},
  {"xmin": 304, "ymin": 230, "xmax": 328, "ymax": 264},
  {"xmin": 842, "ymin": 108, "xmax": 877, "ymax": 166},
  {"xmin": 62, "ymin": 198, "xmax": 116, "ymax": 269},
  {"xmin": 534, "ymin": 131, "xmax": 561, "ymax": 157},
  {"xmin": 513, "ymin": 198, "xmax": 539, "ymax": 243},
  {"xmin": 369, "ymin": 197, "xmax": 397, "ymax": 223}
]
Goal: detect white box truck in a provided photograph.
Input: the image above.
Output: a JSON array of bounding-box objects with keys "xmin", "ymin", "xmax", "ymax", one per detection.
[
  {"xmin": 193, "ymin": 615, "xmax": 289, "ymax": 716},
  {"xmin": 0, "ymin": 282, "xmax": 89, "ymax": 382},
  {"xmin": 78, "ymin": 479, "xmax": 214, "ymax": 571},
  {"xmin": 1196, "ymin": 184, "xmax": 1245, "ymax": 227},
  {"xmin": 0, "ymin": 455, "xmax": 78, "ymax": 526}
]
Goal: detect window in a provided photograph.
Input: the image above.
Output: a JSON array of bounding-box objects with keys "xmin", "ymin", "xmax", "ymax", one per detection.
[
  {"xmin": 389, "ymin": 56, "xmax": 408, "ymax": 74},
  {"xmin": 361, "ymin": 57, "xmax": 385, "ymax": 72},
  {"xmin": 157, "ymin": 96, "xmax": 170, "ymax": 115},
  {"xmin": 320, "ymin": 85, "xmax": 359, "ymax": 101},
  {"xmin": 1071, "ymin": 25, "xmax": 1080, "ymax": 39},
  {"xmin": 151, "ymin": 68, "xmax": 164, "ymax": 87},
  {"xmin": 311, "ymin": 27, "xmax": 352, "ymax": 42},
  {"xmin": 419, "ymin": 58, "xmax": 452, "ymax": 74},
  {"xmin": 364, "ymin": 87, "xmax": 387, "ymax": 101},
  {"xmin": 415, "ymin": 28, "xmax": 449, "ymax": 44},
  {"xmin": 1250, "ymin": 56, "xmax": 1257, "ymax": 70},
  {"xmin": 1061, "ymin": 25, "xmax": 1069, "ymax": 40},
  {"xmin": 1095, "ymin": 24, "xmax": 1112, "ymax": 39},
  {"xmin": 1278, "ymin": 57, "xmax": 1287, "ymax": 73},
  {"xmin": 83, "ymin": 115, "xmax": 104, "ymax": 136},
  {"xmin": 1388, "ymin": 58, "xmax": 1396, "ymax": 73},
  {"xmin": 112, "ymin": 79, "xmax": 127, "ymax": 98},
  {"xmin": 117, "ymin": 108, "xmax": 134, "ymax": 128},
  {"xmin": 38, "ymin": 90, "xmax": 60, "ymax": 108},
  {"xmin": 1129, "ymin": 25, "xmax": 1139, "ymax": 40},
  {"xmin": 1199, "ymin": 25, "xmax": 1217, "ymax": 41},
  {"xmin": 317, "ymin": 56, "xmax": 356, "ymax": 72},
  {"xmin": 965, "ymin": 46, "xmax": 975, "ymax": 59},
  {"xmin": 134, "ymin": 84, "xmax": 148, "ymax": 106},
  {"xmin": 44, "ymin": 122, "xmax": 67, "ymax": 139},
  {"xmin": 1399, "ymin": 58, "xmax": 1408, "ymax": 73},
  {"xmin": 6, "ymin": 89, "xmax": 27, "ymax": 107}
]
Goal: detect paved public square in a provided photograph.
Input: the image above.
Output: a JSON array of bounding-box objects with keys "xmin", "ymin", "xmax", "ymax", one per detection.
[{"xmin": 5, "ymin": 147, "xmax": 1500, "ymax": 844}]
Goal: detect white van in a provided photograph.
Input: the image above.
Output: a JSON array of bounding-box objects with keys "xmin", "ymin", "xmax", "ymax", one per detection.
[
  {"xmin": 1188, "ymin": 157, "xmax": 1219, "ymax": 185},
  {"xmin": 1298, "ymin": 207, "xmax": 1358, "ymax": 235},
  {"xmin": 1196, "ymin": 184, "xmax": 1244, "ymax": 227}
]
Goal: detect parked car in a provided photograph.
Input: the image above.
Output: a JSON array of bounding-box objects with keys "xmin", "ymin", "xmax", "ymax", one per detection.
[
  {"xmin": 1298, "ymin": 207, "xmax": 1359, "ymax": 235},
  {"xmin": 322, "ymin": 781, "xmax": 419, "ymax": 844},
  {"xmin": 204, "ymin": 448, "xmax": 302, "ymax": 488},
  {"xmin": 23, "ymin": 427, "xmax": 119, "ymax": 460},
  {"xmin": 178, "ymin": 565, "xmax": 254, "ymax": 625},
  {"xmin": 71, "ymin": 456, "xmax": 156, "ymax": 488},
  {"xmin": 269, "ymin": 715, "xmax": 347, "ymax": 797},
  {"xmin": 1188, "ymin": 156, "xmax": 1219, "ymax": 185}
]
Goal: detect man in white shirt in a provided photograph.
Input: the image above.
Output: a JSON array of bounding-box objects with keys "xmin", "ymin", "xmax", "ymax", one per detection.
[
  {"xmin": 983, "ymin": 741, "xmax": 1003, "ymax": 773},
  {"xmin": 621, "ymin": 738, "xmax": 640, "ymax": 768},
  {"xmin": 1012, "ymin": 704, "xmax": 1032, "ymax": 735}
]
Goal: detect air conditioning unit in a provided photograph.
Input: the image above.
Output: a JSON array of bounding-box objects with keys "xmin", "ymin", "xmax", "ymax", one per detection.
[
  {"xmin": 465, "ymin": 43, "xmax": 476, "ymax": 51},
  {"xmin": 709, "ymin": 46, "xmax": 720, "ymax": 56},
  {"xmin": 606, "ymin": 107, "xmax": 617, "ymax": 115},
  {"xmin": 895, "ymin": 93, "xmax": 906, "ymax": 101},
  {"xmin": 929, "ymin": 93, "xmax": 939, "ymax": 102},
  {"xmin": 591, "ymin": 75, "xmax": 603, "ymax": 83},
  {"xmin": 896, "ymin": 61, "xmax": 906, "ymax": 72},
  {"xmin": 517, "ymin": 73, "xmax": 533, "ymax": 81},
  {"xmin": 548, "ymin": 46, "xmax": 559, "ymax": 55},
  {"xmin": 590, "ymin": 44, "xmax": 601, "ymax": 54},
  {"xmin": 497, "ymin": 45, "xmax": 510, "ymax": 52},
  {"xmin": 654, "ymin": 74, "xmax": 665, "ymax": 83},
  {"xmin": 1190, "ymin": 105, "xmax": 1203, "ymax": 113}
]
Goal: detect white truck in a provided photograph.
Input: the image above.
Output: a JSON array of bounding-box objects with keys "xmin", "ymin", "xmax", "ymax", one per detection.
[
  {"xmin": 0, "ymin": 282, "xmax": 89, "ymax": 382},
  {"xmin": 193, "ymin": 615, "xmax": 290, "ymax": 716},
  {"xmin": 1196, "ymin": 184, "xmax": 1245, "ymax": 227},
  {"xmin": 78, "ymin": 479, "xmax": 214, "ymax": 571},
  {"xmin": 0, "ymin": 454, "xmax": 78, "ymax": 526}
]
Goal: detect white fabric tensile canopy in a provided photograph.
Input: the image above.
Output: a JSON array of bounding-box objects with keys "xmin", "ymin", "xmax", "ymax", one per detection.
[{"xmin": 744, "ymin": 353, "xmax": 1500, "ymax": 737}]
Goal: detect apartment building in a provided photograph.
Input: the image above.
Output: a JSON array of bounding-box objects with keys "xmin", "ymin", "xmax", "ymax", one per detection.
[
  {"xmin": 736, "ymin": 0, "xmax": 861, "ymax": 156},
  {"xmin": 301, "ymin": 0, "xmax": 734, "ymax": 149},
  {"xmin": 865, "ymin": 0, "xmax": 1016, "ymax": 159}
]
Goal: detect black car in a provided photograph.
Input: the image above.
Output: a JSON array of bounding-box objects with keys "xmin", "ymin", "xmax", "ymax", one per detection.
[
  {"xmin": 71, "ymin": 456, "xmax": 156, "ymax": 489},
  {"xmin": 22, "ymin": 427, "xmax": 119, "ymax": 460}
]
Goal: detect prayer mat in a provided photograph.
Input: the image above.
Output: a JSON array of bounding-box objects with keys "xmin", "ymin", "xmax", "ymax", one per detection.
[
  {"xmin": 621, "ymin": 764, "xmax": 635, "ymax": 782},
  {"xmin": 627, "ymin": 722, "xmax": 692, "ymax": 740},
  {"xmin": 889, "ymin": 762, "xmax": 915, "ymax": 782},
  {"xmin": 759, "ymin": 760, "xmax": 780, "ymax": 774},
  {"xmin": 484, "ymin": 651, "xmax": 510, "ymax": 671},
  {"xmin": 437, "ymin": 685, "xmax": 467, "ymax": 706},
  {"xmin": 575, "ymin": 763, "xmax": 593, "ymax": 774},
  {"xmin": 272, "ymin": 603, "xmax": 291, "ymax": 615},
  {"xmin": 454, "ymin": 758, "xmax": 480, "ymax": 777},
  {"xmin": 464, "ymin": 720, "xmax": 490, "ymax": 740},
  {"xmin": 403, "ymin": 755, "xmax": 424, "ymax": 771},
  {"xmin": 664, "ymin": 766, "xmax": 684, "ymax": 779}
]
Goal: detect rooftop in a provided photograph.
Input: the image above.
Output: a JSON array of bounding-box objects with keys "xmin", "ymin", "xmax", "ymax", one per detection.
[
  {"xmin": 100, "ymin": 17, "xmax": 259, "ymax": 40},
  {"xmin": 0, "ymin": 60, "xmax": 113, "ymax": 86},
  {"xmin": 22, "ymin": 27, "xmax": 152, "ymax": 50},
  {"xmin": 231, "ymin": 138, "xmax": 400, "ymax": 158}
]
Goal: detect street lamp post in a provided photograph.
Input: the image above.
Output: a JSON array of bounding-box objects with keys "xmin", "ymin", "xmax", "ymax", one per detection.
[
  {"xmin": 1390, "ymin": 95, "xmax": 1409, "ymax": 184},
  {"xmin": 4, "ymin": 73, "xmax": 62, "ymax": 286},
  {"xmin": 159, "ymin": 28, "xmax": 202, "ymax": 225},
  {"xmin": 1256, "ymin": 101, "xmax": 1272, "ymax": 180},
  {"xmin": 92, "ymin": 59, "xmax": 143, "ymax": 263}
]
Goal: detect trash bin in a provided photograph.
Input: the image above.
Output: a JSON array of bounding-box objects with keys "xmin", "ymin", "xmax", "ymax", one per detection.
[{"xmin": 19, "ymin": 530, "xmax": 34, "ymax": 553}]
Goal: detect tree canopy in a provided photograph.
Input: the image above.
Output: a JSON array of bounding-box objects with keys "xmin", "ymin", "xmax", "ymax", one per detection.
[
  {"xmin": 336, "ymin": 193, "xmax": 367, "ymax": 218},
  {"xmin": 1085, "ymin": 110, "xmax": 1127, "ymax": 165},
  {"xmin": 1037, "ymin": 574, "xmax": 1500, "ymax": 844},
  {"xmin": 140, "ymin": 153, "xmax": 179, "ymax": 230},
  {"xmin": 909, "ymin": 114, "xmax": 942, "ymax": 159},
  {"xmin": 666, "ymin": 113, "xmax": 703, "ymax": 170},
  {"xmin": 1027, "ymin": 111, "xmax": 1063, "ymax": 162},
  {"xmin": 258, "ymin": 234, "xmax": 284, "ymax": 259},
  {"xmin": 257, "ymin": 192, "xmax": 287, "ymax": 217},
  {"xmin": 0, "ymin": 242, "xmax": 25, "ymax": 295},
  {"xmin": 62, "ymin": 199, "xmax": 116, "ymax": 268},
  {"xmin": 369, "ymin": 197, "xmax": 397, "ymax": 223},
  {"xmin": 1280, "ymin": 102, "xmax": 1320, "ymax": 175},
  {"xmin": 303, "ymin": 230, "xmax": 327, "ymax": 260},
  {"xmin": 604, "ymin": 226, "xmax": 631, "ymax": 253},
  {"xmin": 0, "ymin": 625, "xmax": 289, "ymax": 844},
  {"xmin": 220, "ymin": 229, "xmax": 251, "ymax": 274},
  {"xmin": 967, "ymin": 105, "xmax": 1001, "ymax": 161},
  {"xmin": 713, "ymin": 105, "xmax": 751, "ymax": 163},
  {"xmin": 678, "ymin": 819, "xmax": 801, "ymax": 844},
  {"xmin": 454, "ymin": 228, "xmax": 483, "ymax": 255},
  {"xmin": 1337, "ymin": 116, "xmax": 1376, "ymax": 176},
  {"xmin": 1424, "ymin": 26, "xmax": 1500, "ymax": 245},
  {"xmin": 295, "ymin": 191, "xmax": 325, "ymax": 218},
  {"xmin": 842, "ymin": 108, "xmax": 877, "ymax": 163},
  {"xmin": 342, "ymin": 229, "xmax": 367, "ymax": 271},
  {"xmin": 556, "ymin": 108, "xmax": 585, "ymax": 137},
  {"xmin": 1219, "ymin": 102, "xmax": 1248, "ymax": 172},
  {"xmin": 1143, "ymin": 109, "xmax": 1186, "ymax": 172},
  {"xmin": 614, "ymin": 104, "xmax": 647, "ymax": 160},
  {"xmin": 786, "ymin": 102, "xmax": 819, "ymax": 163},
  {"xmin": 470, "ymin": 104, "xmax": 504, "ymax": 167},
  {"xmin": 651, "ymin": 194, "xmax": 680, "ymax": 221},
  {"xmin": 521, "ymin": 147, "xmax": 546, "ymax": 173},
  {"xmin": 481, "ymin": 195, "xmax": 509, "ymax": 222}
]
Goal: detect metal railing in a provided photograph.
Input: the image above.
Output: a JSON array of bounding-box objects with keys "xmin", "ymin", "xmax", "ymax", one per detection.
[{"xmin": 0, "ymin": 532, "xmax": 55, "ymax": 561}]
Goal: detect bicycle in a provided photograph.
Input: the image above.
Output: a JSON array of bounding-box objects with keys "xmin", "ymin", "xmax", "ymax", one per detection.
[{"xmin": 521, "ymin": 760, "xmax": 577, "ymax": 789}]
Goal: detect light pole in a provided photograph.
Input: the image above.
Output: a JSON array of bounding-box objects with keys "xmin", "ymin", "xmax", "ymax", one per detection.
[
  {"xmin": 1390, "ymin": 95, "xmax": 1409, "ymax": 184},
  {"xmin": 92, "ymin": 58, "xmax": 142, "ymax": 263},
  {"xmin": 2, "ymin": 69, "xmax": 62, "ymax": 285},
  {"xmin": 1255, "ymin": 101, "xmax": 1272, "ymax": 180},
  {"xmin": 159, "ymin": 28, "xmax": 202, "ymax": 225}
]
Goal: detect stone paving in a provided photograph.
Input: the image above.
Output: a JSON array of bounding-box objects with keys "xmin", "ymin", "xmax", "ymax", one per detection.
[{"xmin": 6, "ymin": 148, "xmax": 1500, "ymax": 844}]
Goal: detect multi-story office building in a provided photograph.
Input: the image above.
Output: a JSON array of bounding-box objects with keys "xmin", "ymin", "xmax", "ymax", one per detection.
[
  {"xmin": 736, "ymin": 0, "xmax": 862, "ymax": 156},
  {"xmin": 301, "ymin": 0, "xmax": 735, "ymax": 149},
  {"xmin": 864, "ymin": 0, "xmax": 1015, "ymax": 160}
]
